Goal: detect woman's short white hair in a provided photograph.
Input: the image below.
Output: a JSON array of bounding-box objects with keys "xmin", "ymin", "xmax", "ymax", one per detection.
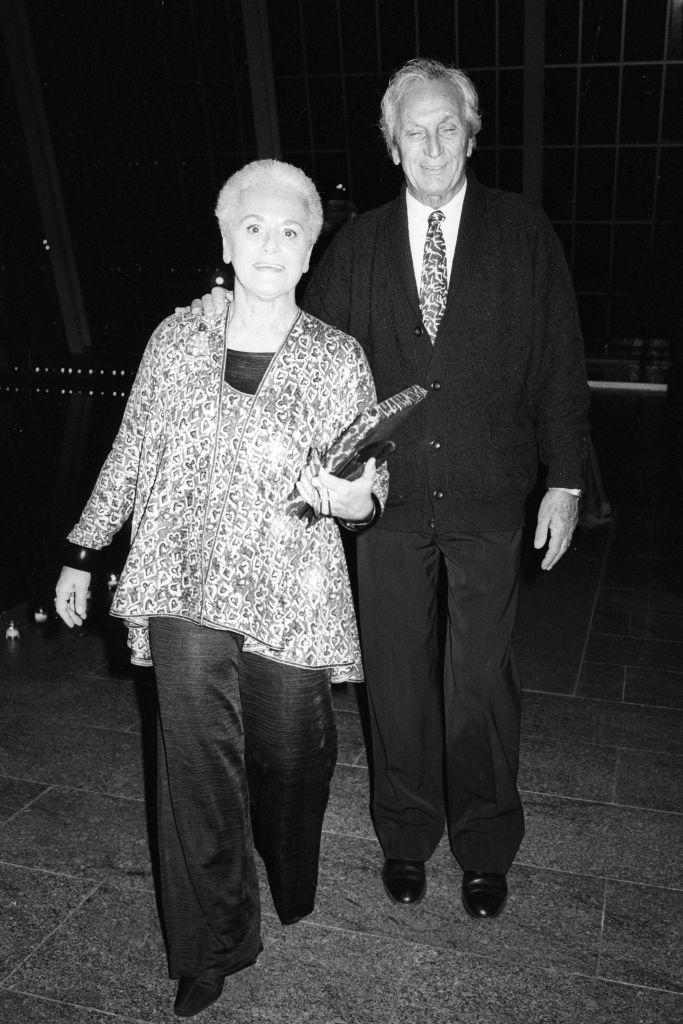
[
  {"xmin": 380, "ymin": 58, "xmax": 482, "ymax": 155},
  {"xmin": 215, "ymin": 159, "xmax": 323, "ymax": 245}
]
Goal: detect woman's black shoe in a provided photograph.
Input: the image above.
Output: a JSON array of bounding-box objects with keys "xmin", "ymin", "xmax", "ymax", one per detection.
[{"xmin": 174, "ymin": 974, "xmax": 225, "ymax": 1018}]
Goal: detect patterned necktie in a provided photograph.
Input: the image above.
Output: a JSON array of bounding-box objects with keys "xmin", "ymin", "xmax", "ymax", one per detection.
[{"xmin": 419, "ymin": 210, "xmax": 447, "ymax": 343}]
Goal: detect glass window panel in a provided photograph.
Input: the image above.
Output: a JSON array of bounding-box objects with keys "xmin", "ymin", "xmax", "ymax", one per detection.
[
  {"xmin": 378, "ymin": 0, "xmax": 417, "ymax": 74},
  {"xmin": 350, "ymin": 149, "xmax": 402, "ymax": 209},
  {"xmin": 499, "ymin": 70, "xmax": 524, "ymax": 145},
  {"xmin": 276, "ymin": 76, "xmax": 312, "ymax": 151},
  {"xmin": 302, "ymin": 0, "xmax": 341, "ymax": 75},
  {"xmin": 345, "ymin": 76, "xmax": 386, "ymax": 150},
  {"xmin": 608, "ymin": 294, "xmax": 642, "ymax": 339},
  {"xmin": 545, "ymin": 0, "xmax": 579, "ymax": 64},
  {"xmin": 281, "ymin": 151, "xmax": 316, "ymax": 184},
  {"xmin": 624, "ymin": 0, "xmax": 668, "ymax": 61},
  {"xmin": 457, "ymin": 0, "xmax": 495, "ymax": 67},
  {"xmin": 578, "ymin": 67, "xmax": 619, "ymax": 144},
  {"xmin": 418, "ymin": 0, "xmax": 456, "ymax": 64},
  {"xmin": 544, "ymin": 68, "xmax": 577, "ymax": 145},
  {"xmin": 616, "ymin": 148, "xmax": 657, "ymax": 220},
  {"xmin": 581, "ymin": 0, "xmax": 623, "ymax": 63},
  {"xmin": 612, "ymin": 225, "xmax": 652, "ymax": 292},
  {"xmin": 340, "ymin": 0, "xmax": 379, "ymax": 73},
  {"xmin": 498, "ymin": 149, "xmax": 523, "ymax": 194},
  {"xmin": 473, "ymin": 69, "xmax": 496, "ymax": 146},
  {"xmin": 543, "ymin": 149, "xmax": 576, "ymax": 221},
  {"xmin": 310, "ymin": 151, "xmax": 350, "ymax": 202},
  {"xmin": 470, "ymin": 148, "xmax": 496, "ymax": 188},
  {"xmin": 576, "ymin": 294, "xmax": 609, "ymax": 340},
  {"xmin": 268, "ymin": 2, "xmax": 305, "ymax": 75},
  {"xmin": 573, "ymin": 223, "xmax": 612, "ymax": 291},
  {"xmin": 551, "ymin": 221, "xmax": 574, "ymax": 264},
  {"xmin": 657, "ymin": 148, "xmax": 683, "ymax": 220},
  {"xmin": 662, "ymin": 66, "xmax": 683, "ymax": 143},
  {"xmin": 309, "ymin": 77, "xmax": 347, "ymax": 149},
  {"xmin": 498, "ymin": 1, "xmax": 524, "ymax": 66},
  {"xmin": 620, "ymin": 66, "xmax": 662, "ymax": 144},
  {"xmin": 576, "ymin": 148, "xmax": 615, "ymax": 220}
]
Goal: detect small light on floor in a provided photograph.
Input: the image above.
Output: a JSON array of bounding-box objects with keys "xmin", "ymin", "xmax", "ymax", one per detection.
[
  {"xmin": 5, "ymin": 621, "xmax": 20, "ymax": 640},
  {"xmin": 34, "ymin": 607, "xmax": 48, "ymax": 623}
]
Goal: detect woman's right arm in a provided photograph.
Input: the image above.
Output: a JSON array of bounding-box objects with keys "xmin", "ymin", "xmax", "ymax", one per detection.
[{"xmin": 67, "ymin": 319, "xmax": 169, "ymax": 550}]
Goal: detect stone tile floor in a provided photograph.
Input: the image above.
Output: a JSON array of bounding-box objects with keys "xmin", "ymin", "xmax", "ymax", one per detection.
[{"xmin": 0, "ymin": 504, "xmax": 681, "ymax": 1022}]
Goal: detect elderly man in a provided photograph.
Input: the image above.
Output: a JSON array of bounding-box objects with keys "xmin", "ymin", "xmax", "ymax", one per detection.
[{"xmin": 193, "ymin": 59, "xmax": 588, "ymax": 920}]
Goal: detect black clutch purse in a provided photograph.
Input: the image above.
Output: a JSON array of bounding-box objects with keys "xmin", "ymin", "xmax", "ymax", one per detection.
[{"xmin": 288, "ymin": 383, "xmax": 428, "ymax": 519}]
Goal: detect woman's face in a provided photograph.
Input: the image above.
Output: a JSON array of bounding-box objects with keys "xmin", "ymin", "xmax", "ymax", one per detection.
[{"xmin": 222, "ymin": 186, "xmax": 313, "ymax": 302}]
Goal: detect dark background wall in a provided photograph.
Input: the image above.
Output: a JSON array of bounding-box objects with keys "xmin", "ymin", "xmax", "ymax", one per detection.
[{"xmin": 1, "ymin": 0, "xmax": 681, "ymax": 611}]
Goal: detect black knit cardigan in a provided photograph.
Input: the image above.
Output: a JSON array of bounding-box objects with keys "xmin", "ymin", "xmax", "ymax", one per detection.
[{"xmin": 303, "ymin": 171, "xmax": 589, "ymax": 534}]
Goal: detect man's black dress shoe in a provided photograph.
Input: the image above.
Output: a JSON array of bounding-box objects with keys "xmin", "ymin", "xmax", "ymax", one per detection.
[
  {"xmin": 174, "ymin": 974, "xmax": 225, "ymax": 1018},
  {"xmin": 461, "ymin": 871, "xmax": 508, "ymax": 919},
  {"xmin": 381, "ymin": 859, "xmax": 426, "ymax": 905}
]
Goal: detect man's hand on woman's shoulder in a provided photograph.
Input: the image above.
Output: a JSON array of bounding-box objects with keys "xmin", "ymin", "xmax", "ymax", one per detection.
[{"xmin": 174, "ymin": 285, "xmax": 230, "ymax": 316}]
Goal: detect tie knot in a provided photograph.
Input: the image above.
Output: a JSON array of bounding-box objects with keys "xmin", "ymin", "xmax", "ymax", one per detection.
[{"xmin": 428, "ymin": 210, "xmax": 445, "ymax": 227}]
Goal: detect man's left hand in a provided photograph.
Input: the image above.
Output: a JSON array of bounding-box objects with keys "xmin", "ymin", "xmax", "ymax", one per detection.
[{"xmin": 534, "ymin": 489, "xmax": 580, "ymax": 570}]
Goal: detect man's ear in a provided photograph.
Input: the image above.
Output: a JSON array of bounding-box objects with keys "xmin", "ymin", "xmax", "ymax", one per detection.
[
  {"xmin": 467, "ymin": 137, "xmax": 474, "ymax": 158},
  {"xmin": 303, "ymin": 246, "xmax": 313, "ymax": 274},
  {"xmin": 391, "ymin": 145, "xmax": 402, "ymax": 167},
  {"xmin": 221, "ymin": 237, "xmax": 230, "ymax": 264}
]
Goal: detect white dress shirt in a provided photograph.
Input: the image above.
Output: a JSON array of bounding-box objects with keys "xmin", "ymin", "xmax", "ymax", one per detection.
[{"xmin": 406, "ymin": 181, "xmax": 468, "ymax": 289}]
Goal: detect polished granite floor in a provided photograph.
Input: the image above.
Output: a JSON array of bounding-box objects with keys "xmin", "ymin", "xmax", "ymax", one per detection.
[{"xmin": 0, "ymin": 501, "xmax": 681, "ymax": 1023}]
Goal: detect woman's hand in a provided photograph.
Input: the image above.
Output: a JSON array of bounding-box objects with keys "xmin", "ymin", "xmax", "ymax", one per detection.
[
  {"xmin": 297, "ymin": 457, "xmax": 377, "ymax": 521},
  {"xmin": 54, "ymin": 566, "xmax": 91, "ymax": 627}
]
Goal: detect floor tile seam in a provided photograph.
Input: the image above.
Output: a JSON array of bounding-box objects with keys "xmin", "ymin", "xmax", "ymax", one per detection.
[
  {"xmin": 521, "ymin": 736, "xmax": 682, "ymax": 756},
  {"xmin": 591, "ymin": 628, "xmax": 683, "ymax": 644},
  {"xmin": 609, "ymin": 747, "xmax": 620, "ymax": 804},
  {"xmin": 515, "ymin": 857, "xmax": 683, "ymax": 892},
  {"xmin": 0, "ymin": 856, "xmax": 102, "ymax": 884},
  {"xmin": 519, "ymin": 785, "xmax": 683, "ymax": 816},
  {"xmin": 30, "ymin": 718, "xmax": 142, "ymax": 737},
  {"xmin": 27, "ymin": 780, "xmax": 146, "ymax": 804},
  {"xmin": 274, "ymin": 914, "xmax": 683, "ymax": 994},
  {"xmin": 592, "ymin": 974, "xmax": 683, "ymax": 997},
  {"xmin": 611, "ymin": 741, "xmax": 683, "ymax": 759},
  {"xmin": 595, "ymin": 877, "xmax": 608, "ymax": 979},
  {"xmin": 588, "ymin": 658, "xmax": 683, "ymax": 679},
  {"xmin": 0, "ymin": 783, "xmax": 55, "ymax": 829},
  {"xmin": 571, "ymin": 519, "xmax": 615, "ymax": 697},
  {"xmin": 0, "ymin": 986, "xmax": 153, "ymax": 1023},
  {"xmin": 519, "ymin": 783, "xmax": 682, "ymax": 814},
  {"xmin": 524, "ymin": 692, "xmax": 683, "ymax": 712},
  {"xmin": 336, "ymin": 757, "xmax": 368, "ymax": 770},
  {"xmin": 0, "ymin": 879, "xmax": 105, "ymax": 987}
]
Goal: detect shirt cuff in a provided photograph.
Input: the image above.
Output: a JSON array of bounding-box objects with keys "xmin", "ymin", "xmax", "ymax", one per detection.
[{"xmin": 549, "ymin": 487, "xmax": 582, "ymax": 497}]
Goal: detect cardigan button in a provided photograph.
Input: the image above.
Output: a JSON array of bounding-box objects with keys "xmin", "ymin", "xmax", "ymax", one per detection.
[
  {"xmin": 429, "ymin": 439, "xmax": 441, "ymax": 450},
  {"xmin": 414, "ymin": 326, "xmax": 423, "ymax": 337},
  {"xmin": 430, "ymin": 379, "xmax": 441, "ymax": 390},
  {"xmin": 433, "ymin": 489, "xmax": 444, "ymax": 500}
]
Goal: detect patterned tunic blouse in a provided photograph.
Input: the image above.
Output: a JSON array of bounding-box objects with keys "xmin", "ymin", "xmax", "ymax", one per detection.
[{"xmin": 68, "ymin": 307, "xmax": 388, "ymax": 683}]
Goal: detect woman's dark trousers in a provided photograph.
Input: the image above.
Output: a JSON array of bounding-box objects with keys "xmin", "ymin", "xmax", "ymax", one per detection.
[{"xmin": 148, "ymin": 617, "xmax": 337, "ymax": 979}]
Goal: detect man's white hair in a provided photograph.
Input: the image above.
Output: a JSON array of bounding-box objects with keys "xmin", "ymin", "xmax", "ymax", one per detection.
[
  {"xmin": 380, "ymin": 58, "xmax": 482, "ymax": 155},
  {"xmin": 215, "ymin": 159, "xmax": 323, "ymax": 245}
]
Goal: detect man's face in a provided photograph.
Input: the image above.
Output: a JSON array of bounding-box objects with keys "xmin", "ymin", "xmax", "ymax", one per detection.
[{"xmin": 391, "ymin": 79, "xmax": 473, "ymax": 209}]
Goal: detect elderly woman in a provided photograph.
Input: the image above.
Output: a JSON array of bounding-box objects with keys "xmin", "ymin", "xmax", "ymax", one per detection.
[{"xmin": 55, "ymin": 159, "xmax": 387, "ymax": 1019}]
